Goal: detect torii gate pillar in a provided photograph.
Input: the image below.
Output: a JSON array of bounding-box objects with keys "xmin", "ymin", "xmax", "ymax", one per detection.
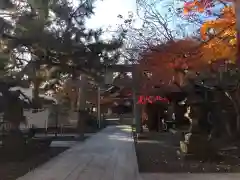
[{"xmin": 132, "ymin": 68, "xmax": 141, "ymax": 133}]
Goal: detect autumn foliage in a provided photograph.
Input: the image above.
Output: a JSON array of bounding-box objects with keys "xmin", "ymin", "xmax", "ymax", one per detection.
[
  {"xmin": 183, "ymin": 0, "xmax": 214, "ymax": 14},
  {"xmin": 138, "ymin": 39, "xmax": 207, "ymax": 93},
  {"xmin": 184, "ymin": 0, "xmax": 236, "ymax": 62},
  {"xmin": 138, "ymin": 0, "xmax": 236, "ymax": 92},
  {"xmin": 183, "ymin": 0, "xmax": 234, "ymax": 15}
]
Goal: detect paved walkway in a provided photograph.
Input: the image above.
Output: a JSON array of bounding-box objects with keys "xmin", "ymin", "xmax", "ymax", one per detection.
[
  {"xmin": 17, "ymin": 125, "xmax": 140, "ymax": 180},
  {"xmin": 17, "ymin": 125, "xmax": 240, "ymax": 180}
]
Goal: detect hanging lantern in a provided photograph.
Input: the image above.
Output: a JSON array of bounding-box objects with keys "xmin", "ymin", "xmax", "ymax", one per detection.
[
  {"xmin": 104, "ymin": 71, "xmax": 114, "ymax": 84},
  {"xmin": 124, "ymin": 101, "xmax": 131, "ymax": 106}
]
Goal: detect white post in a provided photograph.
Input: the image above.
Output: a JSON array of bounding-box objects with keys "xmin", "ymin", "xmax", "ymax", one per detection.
[
  {"xmin": 97, "ymin": 86, "xmax": 101, "ymax": 128},
  {"xmin": 45, "ymin": 119, "xmax": 48, "ymax": 132}
]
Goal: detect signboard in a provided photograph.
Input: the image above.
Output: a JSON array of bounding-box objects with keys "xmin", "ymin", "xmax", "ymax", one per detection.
[{"xmin": 137, "ymin": 95, "xmax": 169, "ymax": 104}]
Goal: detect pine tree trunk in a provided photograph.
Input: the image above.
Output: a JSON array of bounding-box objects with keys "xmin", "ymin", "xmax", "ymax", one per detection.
[
  {"xmin": 32, "ymin": 62, "xmax": 41, "ymax": 110},
  {"xmin": 32, "ymin": 77, "xmax": 41, "ymax": 110}
]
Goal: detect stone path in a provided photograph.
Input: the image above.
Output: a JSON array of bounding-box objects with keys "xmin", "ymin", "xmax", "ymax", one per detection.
[
  {"xmin": 17, "ymin": 125, "xmax": 140, "ymax": 180},
  {"xmin": 17, "ymin": 125, "xmax": 240, "ymax": 180}
]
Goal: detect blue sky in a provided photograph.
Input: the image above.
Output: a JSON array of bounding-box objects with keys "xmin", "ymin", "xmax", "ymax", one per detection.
[
  {"xmin": 198, "ymin": 3, "xmax": 226, "ymax": 21},
  {"xmin": 86, "ymin": 0, "xmax": 140, "ymax": 29},
  {"xmin": 82, "ymin": 0, "xmax": 181, "ymax": 38},
  {"xmin": 81, "ymin": 0, "xmax": 201, "ymax": 38},
  {"xmin": 71, "ymin": 0, "xmax": 228, "ymax": 39}
]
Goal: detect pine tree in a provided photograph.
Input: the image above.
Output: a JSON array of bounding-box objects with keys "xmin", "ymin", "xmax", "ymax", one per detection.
[{"xmin": 0, "ymin": 0, "xmax": 123, "ymax": 98}]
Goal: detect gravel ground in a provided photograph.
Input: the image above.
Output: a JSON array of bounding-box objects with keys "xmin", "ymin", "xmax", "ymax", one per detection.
[
  {"xmin": 0, "ymin": 130, "xmax": 96, "ymax": 180},
  {"xmin": 135, "ymin": 132, "xmax": 240, "ymax": 173},
  {"xmin": 0, "ymin": 147, "xmax": 68, "ymax": 180}
]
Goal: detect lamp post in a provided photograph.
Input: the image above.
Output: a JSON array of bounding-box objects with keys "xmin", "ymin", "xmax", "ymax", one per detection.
[
  {"xmin": 97, "ymin": 86, "xmax": 101, "ymax": 128},
  {"xmin": 77, "ymin": 74, "xmax": 87, "ymax": 140}
]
